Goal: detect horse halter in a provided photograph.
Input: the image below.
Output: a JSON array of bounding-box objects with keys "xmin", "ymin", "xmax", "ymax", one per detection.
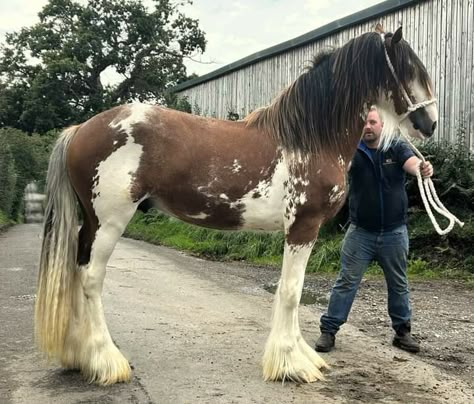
[
  {"xmin": 378, "ymin": 34, "xmax": 463, "ymax": 236},
  {"xmin": 382, "ymin": 39, "xmax": 437, "ymax": 123}
]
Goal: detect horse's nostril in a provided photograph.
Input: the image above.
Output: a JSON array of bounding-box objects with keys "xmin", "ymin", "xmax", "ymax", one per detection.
[{"xmin": 432, "ymin": 121, "xmax": 437, "ymax": 132}]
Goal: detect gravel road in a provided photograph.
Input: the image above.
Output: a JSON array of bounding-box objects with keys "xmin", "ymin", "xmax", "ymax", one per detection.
[{"xmin": 1, "ymin": 224, "xmax": 473, "ymax": 403}]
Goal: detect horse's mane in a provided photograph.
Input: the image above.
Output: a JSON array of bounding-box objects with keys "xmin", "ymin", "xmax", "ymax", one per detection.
[{"xmin": 245, "ymin": 32, "xmax": 432, "ymax": 154}]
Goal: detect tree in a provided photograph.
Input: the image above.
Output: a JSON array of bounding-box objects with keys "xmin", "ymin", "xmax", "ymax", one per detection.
[{"xmin": 0, "ymin": 0, "xmax": 206, "ymax": 133}]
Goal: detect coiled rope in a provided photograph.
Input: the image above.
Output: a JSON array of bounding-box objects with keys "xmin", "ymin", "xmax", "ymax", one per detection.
[{"xmin": 383, "ymin": 40, "xmax": 464, "ymax": 235}]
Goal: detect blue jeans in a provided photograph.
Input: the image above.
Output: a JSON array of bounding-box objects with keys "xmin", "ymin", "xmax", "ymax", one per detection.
[{"xmin": 320, "ymin": 224, "xmax": 411, "ymax": 335}]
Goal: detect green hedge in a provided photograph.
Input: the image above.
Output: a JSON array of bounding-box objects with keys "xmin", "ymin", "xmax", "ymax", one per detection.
[
  {"xmin": 0, "ymin": 134, "xmax": 17, "ymax": 216},
  {"xmin": 0, "ymin": 127, "xmax": 58, "ymax": 221},
  {"xmin": 0, "ymin": 209, "xmax": 11, "ymax": 228},
  {"xmin": 406, "ymin": 134, "xmax": 473, "ymax": 211},
  {"xmin": 125, "ymin": 208, "xmax": 473, "ymax": 280}
]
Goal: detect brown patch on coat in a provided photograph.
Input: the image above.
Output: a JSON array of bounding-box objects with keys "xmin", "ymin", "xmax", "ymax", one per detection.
[
  {"xmin": 284, "ymin": 130, "xmax": 362, "ymax": 246},
  {"xmin": 129, "ymin": 107, "xmax": 280, "ymax": 230},
  {"xmin": 65, "ymin": 102, "xmax": 363, "ymax": 250},
  {"xmin": 66, "ymin": 105, "xmax": 130, "ymax": 264}
]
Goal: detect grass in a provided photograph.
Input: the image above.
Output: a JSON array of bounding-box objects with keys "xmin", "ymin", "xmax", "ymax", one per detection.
[
  {"xmin": 125, "ymin": 208, "xmax": 474, "ymax": 282},
  {"xmin": 0, "ymin": 209, "xmax": 13, "ymax": 231},
  {"xmin": 125, "ymin": 210, "xmax": 284, "ymax": 266}
]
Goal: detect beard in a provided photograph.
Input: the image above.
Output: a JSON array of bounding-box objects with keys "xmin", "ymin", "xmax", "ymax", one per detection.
[{"xmin": 363, "ymin": 131, "xmax": 380, "ymax": 146}]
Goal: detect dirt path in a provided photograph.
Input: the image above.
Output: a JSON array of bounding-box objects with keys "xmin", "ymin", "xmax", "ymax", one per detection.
[
  {"xmin": 244, "ymin": 263, "xmax": 474, "ymax": 392},
  {"xmin": 1, "ymin": 224, "xmax": 473, "ymax": 403}
]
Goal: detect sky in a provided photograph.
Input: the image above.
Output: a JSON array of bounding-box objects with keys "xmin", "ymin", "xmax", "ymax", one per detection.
[{"xmin": 0, "ymin": 0, "xmax": 383, "ymax": 80}]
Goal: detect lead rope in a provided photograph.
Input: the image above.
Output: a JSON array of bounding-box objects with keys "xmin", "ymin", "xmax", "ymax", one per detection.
[
  {"xmin": 398, "ymin": 134, "xmax": 464, "ymax": 235},
  {"xmin": 383, "ymin": 44, "xmax": 464, "ymax": 235}
]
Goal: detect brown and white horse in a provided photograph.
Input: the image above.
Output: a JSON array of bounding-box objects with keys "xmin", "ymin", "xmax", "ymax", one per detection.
[{"xmin": 35, "ymin": 27, "xmax": 437, "ymax": 385}]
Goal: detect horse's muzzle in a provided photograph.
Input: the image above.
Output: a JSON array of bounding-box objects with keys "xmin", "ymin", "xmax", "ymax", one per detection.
[
  {"xmin": 409, "ymin": 109, "xmax": 437, "ymax": 138},
  {"xmin": 413, "ymin": 120, "xmax": 437, "ymax": 137}
]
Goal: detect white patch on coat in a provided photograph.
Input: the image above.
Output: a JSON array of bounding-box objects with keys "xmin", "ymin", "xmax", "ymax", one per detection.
[
  {"xmin": 92, "ymin": 103, "xmax": 152, "ymax": 221},
  {"xmin": 284, "ymin": 187, "xmax": 308, "ymax": 232},
  {"xmin": 219, "ymin": 193, "xmax": 229, "ymax": 200},
  {"xmin": 337, "ymin": 155, "xmax": 345, "ymax": 170},
  {"xmin": 110, "ymin": 102, "xmax": 152, "ymax": 134},
  {"xmin": 272, "ymin": 151, "xmax": 311, "ymax": 233},
  {"xmin": 283, "ymin": 166, "xmax": 312, "ymax": 233},
  {"xmin": 187, "ymin": 212, "xmax": 209, "ymax": 220},
  {"xmin": 232, "ymin": 159, "xmax": 242, "ymax": 173},
  {"xmin": 197, "ymin": 186, "xmax": 207, "ymax": 193},
  {"xmin": 292, "ymin": 177, "xmax": 310, "ymax": 186},
  {"xmin": 284, "ymin": 151, "xmax": 310, "ymax": 169},
  {"xmin": 328, "ymin": 185, "xmax": 346, "ymax": 205},
  {"xmin": 232, "ymin": 158, "xmax": 289, "ymax": 231}
]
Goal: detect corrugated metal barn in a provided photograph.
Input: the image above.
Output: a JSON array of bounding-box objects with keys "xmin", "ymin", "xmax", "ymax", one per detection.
[{"xmin": 174, "ymin": 0, "xmax": 473, "ymax": 149}]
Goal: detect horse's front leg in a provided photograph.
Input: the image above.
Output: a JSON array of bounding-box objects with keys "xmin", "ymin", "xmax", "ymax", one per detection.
[{"xmin": 262, "ymin": 221, "xmax": 328, "ymax": 382}]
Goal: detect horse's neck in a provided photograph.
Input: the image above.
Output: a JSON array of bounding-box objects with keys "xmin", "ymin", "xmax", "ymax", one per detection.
[{"xmin": 337, "ymin": 120, "xmax": 365, "ymax": 169}]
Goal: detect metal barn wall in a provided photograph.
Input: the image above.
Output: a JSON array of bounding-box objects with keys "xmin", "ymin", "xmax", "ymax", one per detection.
[{"xmin": 175, "ymin": 0, "xmax": 474, "ymax": 149}]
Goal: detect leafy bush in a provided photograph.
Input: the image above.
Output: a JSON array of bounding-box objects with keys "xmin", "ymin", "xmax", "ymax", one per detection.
[
  {"xmin": 0, "ymin": 209, "xmax": 12, "ymax": 227},
  {"xmin": 0, "ymin": 133, "xmax": 17, "ymax": 215},
  {"xmin": 406, "ymin": 129, "xmax": 473, "ymax": 211},
  {"xmin": 0, "ymin": 127, "xmax": 57, "ymax": 220},
  {"xmin": 226, "ymin": 109, "xmax": 240, "ymax": 121},
  {"xmin": 165, "ymin": 94, "xmax": 192, "ymax": 113}
]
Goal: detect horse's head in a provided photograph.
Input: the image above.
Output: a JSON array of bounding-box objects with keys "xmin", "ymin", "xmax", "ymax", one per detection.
[{"xmin": 375, "ymin": 26, "xmax": 438, "ymax": 147}]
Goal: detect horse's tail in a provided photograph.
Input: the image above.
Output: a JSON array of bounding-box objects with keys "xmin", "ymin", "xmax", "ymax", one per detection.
[{"xmin": 35, "ymin": 125, "xmax": 80, "ymax": 359}]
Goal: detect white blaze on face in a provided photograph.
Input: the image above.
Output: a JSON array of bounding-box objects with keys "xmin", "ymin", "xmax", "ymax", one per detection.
[
  {"xmin": 398, "ymin": 80, "xmax": 438, "ymax": 139},
  {"xmin": 410, "ymin": 80, "xmax": 438, "ymax": 121},
  {"xmin": 92, "ymin": 103, "xmax": 152, "ymax": 221}
]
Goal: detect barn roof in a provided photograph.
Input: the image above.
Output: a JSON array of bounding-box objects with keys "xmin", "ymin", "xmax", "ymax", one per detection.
[{"xmin": 174, "ymin": 0, "xmax": 421, "ymax": 92}]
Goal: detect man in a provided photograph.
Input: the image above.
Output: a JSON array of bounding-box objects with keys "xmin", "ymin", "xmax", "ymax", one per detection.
[{"xmin": 315, "ymin": 107, "xmax": 433, "ymax": 354}]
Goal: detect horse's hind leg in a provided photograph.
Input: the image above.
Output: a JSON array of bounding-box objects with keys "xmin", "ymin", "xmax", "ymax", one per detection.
[
  {"xmin": 61, "ymin": 195, "xmax": 140, "ymax": 385},
  {"xmin": 262, "ymin": 216, "xmax": 328, "ymax": 382}
]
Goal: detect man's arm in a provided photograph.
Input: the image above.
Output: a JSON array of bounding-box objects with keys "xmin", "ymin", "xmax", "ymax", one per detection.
[{"xmin": 403, "ymin": 156, "xmax": 434, "ymax": 177}]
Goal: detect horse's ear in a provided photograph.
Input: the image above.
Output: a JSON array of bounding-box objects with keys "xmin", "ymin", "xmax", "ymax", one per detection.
[
  {"xmin": 374, "ymin": 23, "xmax": 384, "ymax": 34},
  {"xmin": 392, "ymin": 27, "xmax": 403, "ymax": 44}
]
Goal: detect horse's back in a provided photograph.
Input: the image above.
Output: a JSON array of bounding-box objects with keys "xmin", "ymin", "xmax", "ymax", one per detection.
[{"xmin": 65, "ymin": 103, "xmax": 286, "ymax": 231}]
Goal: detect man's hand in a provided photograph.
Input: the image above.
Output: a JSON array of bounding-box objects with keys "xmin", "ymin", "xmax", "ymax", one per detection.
[
  {"xmin": 403, "ymin": 156, "xmax": 434, "ymax": 177},
  {"xmin": 420, "ymin": 161, "xmax": 433, "ymax": 177}
]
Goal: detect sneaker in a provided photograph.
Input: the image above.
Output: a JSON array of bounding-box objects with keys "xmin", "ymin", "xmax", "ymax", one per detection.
[
  {"xmin": 392, "ymin": 332, "xmax": 420, "ymax": 353},
  {"xmin": 315, "ymin": 332, "xmax": 335, "ymax": 352}
]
